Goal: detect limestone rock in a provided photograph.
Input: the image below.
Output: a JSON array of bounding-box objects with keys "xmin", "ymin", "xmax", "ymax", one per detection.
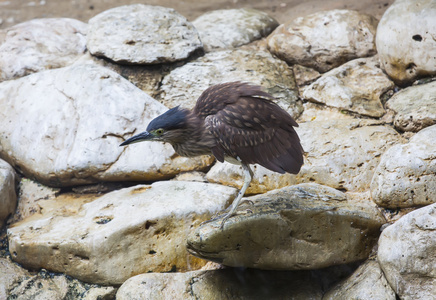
[
  {"xmin": 371, "ymin": 124, "xmax": 436, "ymax": 208},
  {"xmin": 117, "ymin": 269, "xmax": 323, "ymax": 300},
  {"xmin": 297, "ymin": 102, "xmax": 356, "ymax": 123},
  {"xmin": 187, "ymin": 183, "xmax": 385, "ymax": 270},
  {"xmin": 0, "ymin": 159, "xmax": 17, "ymax": 229},
  {"xmin": 0, "ymin": 260, "xmax": 116, "ymax": 300},
  {"xmin": 8, "ymin": 178, "xmax": 60, "ymax": 224},
  {"xmin": 159, "ymin": 48, "xmax": 302, "ymax": 118},
  {"xmin": 0, "ymin": 64, "xmax": 213, "ymax": 187},
  {"xmin": 192, "ymin": 8, "xmax": 278, "ymax": 52},
  {"xmin": 378, "ymin": 204, "xmax": 436, "ymax": 299},
  {"xmin": 87, "ymin": 4, "xmax": 202, "ymax": 64},
  {"xmin": 267, "ymin": 9, "xmax": 378, "ymax": 72},
  {"xmin": 376, "ymin": 0, "xmax": 436, "ymax": 86},
  {"xmin": 301, "ymin": 56, "xmax": 394, "ymax": 117},
  {"xmin": 0, "ymin": 18, "xmax": 87, "ymax": 81},
  {"xmin": 386, "ymin": 80, "xmax": 436, "ymax": 132},
  {"xmin": 207, "ymin": 119, "xmax": 402, "ymax": 194},
  {"xmin": 8, "ymin": 181, "xmax": 237, "ymax": 285},
  {"xmin": 323, "ymin": 259, "xmax": 396, "ymax": 300}
]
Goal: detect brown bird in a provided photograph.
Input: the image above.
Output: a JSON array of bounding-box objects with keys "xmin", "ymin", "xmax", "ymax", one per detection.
[{"xmin": 120, "ymin": 82, "xmax": 304, "ymax": 227}]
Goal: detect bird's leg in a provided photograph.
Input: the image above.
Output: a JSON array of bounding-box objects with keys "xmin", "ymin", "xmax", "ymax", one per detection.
[{"xmin": 220, "ymin": 163, "xmax": 253, "ymax": 228}]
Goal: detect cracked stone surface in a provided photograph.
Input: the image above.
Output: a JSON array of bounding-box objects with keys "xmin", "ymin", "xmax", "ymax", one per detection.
[
  {"xmin": 386, "ymin": 80, "xmax": 436, "ymax": 132},
  {"xmin": 192, "ymin": 8, "xmax": 278, "ymax": 52},
  {"xmin": 87, "ymin": 4, "xmax": 202, "ymax": 64},
  {"xmin": 301, "ymin": 56, "xmax": 394, "ymax": 117},
  {"xmin": 117, "ymin": 268, "xmax": 323, "ymax": 299},
  {"xmin": 206, "ymin": 119, "xmax": 402, "ymax": 194},
  {"xmin": 324, "ymin": 259, "xmax": 396, "ymax": 299},
  {"xmin": 0, "ymin": 63, "xmax": 213, "ymax": 187},
  {"xmin": 158, "ymin": 47, "xmax": 302, "ymax": 119},
  {"xmin": 187, "ymin": 183, "xmax": 385, "ymax": 270},
  {"xmin": 0, "ymin": 18, "xmax": 87, "ymax": 82},
  {"xmin": 267, "ymin": 9, "xmax": 378, "ymax": 72},
  {"xmin": 0, "ymin": 159, "xmax": 17, "ymax": 229},
  {"xmin": 378, "ymin": 203, "xmax": 436, "ymax": 299},
  {"xmin": 7, "ymin": 181, "xmax": 237, "ymax": 285},
  {"xmin": 370, "ymin": 124, "xmax": 436, "ymax": 208},
  {"xmin": 376, "ymin": 0, "xmax": 436, "ymax": 86}
]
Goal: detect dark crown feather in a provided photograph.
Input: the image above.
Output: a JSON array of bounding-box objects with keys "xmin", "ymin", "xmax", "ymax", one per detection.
[{"xmin": 146, "ymin": 106, "xmax": 189, "ymax": 131}]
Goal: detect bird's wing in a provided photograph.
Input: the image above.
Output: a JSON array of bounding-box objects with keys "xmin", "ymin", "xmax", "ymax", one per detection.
[{"xmin": 205, "ymin": 95, "xmax": 303, "ymax": 174}]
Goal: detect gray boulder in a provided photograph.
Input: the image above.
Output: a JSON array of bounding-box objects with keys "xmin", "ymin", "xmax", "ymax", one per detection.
[{"xmin": 0, "ymin": 159, "xmax": 17, "ymax": 229}]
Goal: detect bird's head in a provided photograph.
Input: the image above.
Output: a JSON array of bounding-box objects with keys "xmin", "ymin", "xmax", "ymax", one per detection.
[{"xmin": 120, "ymin": 106, "xmax": 190, "ymax": 146}]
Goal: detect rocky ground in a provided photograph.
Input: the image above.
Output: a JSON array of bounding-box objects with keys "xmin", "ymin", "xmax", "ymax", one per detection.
[{"xmin": 1, "ymin": 0, "xmax": 436, "ymax": 299}]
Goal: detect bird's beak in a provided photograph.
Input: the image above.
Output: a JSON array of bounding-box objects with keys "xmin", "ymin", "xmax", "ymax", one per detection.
[{"xmin": 119, "ymin": 131, "xmax": 153, "ymax": 146}]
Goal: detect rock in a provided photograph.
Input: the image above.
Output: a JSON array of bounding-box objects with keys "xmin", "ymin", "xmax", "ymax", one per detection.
[
  {"xmin": 159, "ymin": 48, "xmax": 302, "ymax": 118},
  {"xmin": 87, "ymin": 4, "xmax": 202, "ymax": 64},
  {"xmin": 117, "ymin": 268, "xmax": 323, "ymax": 299},
  {"xmin": 323, "ymin": 259, "xmax": 396, "ymax": 300},
  {"xmin": 301, "ymin": 56, "xmax": 394, "ymax": 117},
  {"xmin": 207, "ymin": 119, "xmax": 402, "ymax": 194},
  {"xmin": 386, "ymin": 80, "xmax": 436, "ymax": 132},
  {"xmin": 297, "ymin": 102, "xmax": 356, "ymax": 123},
  {"xmin": 378, "ymin": 204, "xmax": 436, "ymax": 299},
  {"xmin": 267, "ymin": 9, "xmax": 378, "ymax": 72},
  {"xmin": 0, "ymin": 159, "xmax": 17, "ymax": 229},
  {"xmin": 192, "ymin": 8, "xmax": 278, "ymax": 52},
  {"xmin": 0, "ymin": 63, "xmax": 213, "ymax": 187},
  {"xmin": 8, "ymin": 178, "xmax": 60, "ymax": 224},
  {"xmin": 293, "ymin": 64, "xmax": 321, "ymax": 87},
  {"xmin": 0, "ymin": 18, "xmax": 87, "ymax": 81},
  {"xmin": 370, "ymin": 124, "xmax": 436, "ymax": 208},
  {"xmin": 376, "ymin": 0, "xmax": 436, "ymax": 86},
  {"xmin": 187, "ymin": 183, "xmax": 385, "ymax": 270},
  {"xmin": 0, "ymin": 260, "xmax": 116, "ymax": 300},
  {"xmin": 8, "ymin": 181, "xmax": 237, "ymax": 285}
]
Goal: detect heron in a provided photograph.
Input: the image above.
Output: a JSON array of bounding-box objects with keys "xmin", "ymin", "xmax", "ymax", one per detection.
[{"xmin": 120, "ymin": 82, "xmax": 304, "ymax": 228}]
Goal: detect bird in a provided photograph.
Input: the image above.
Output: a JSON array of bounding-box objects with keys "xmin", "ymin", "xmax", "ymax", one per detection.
[{"xmin": 120, "ymin": 82, "xmax": 304, "ymax": 228}]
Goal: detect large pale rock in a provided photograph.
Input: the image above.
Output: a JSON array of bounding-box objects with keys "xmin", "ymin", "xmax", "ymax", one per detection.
[
  {"xmin": 0, "ymin": 18, "xmax": 87, "ymax": 81},
  {"xmin": 187, "ymin": 183, "xmax": 385, "ymax": 270},
  {"xmin": 323, "ymin": 259, "xmax": 396, "ymax": 300},
  {"xmin": 0, "ymin": 159, "xmax": 17, "ymax": 229},
  {"xmin": 0, "ymin": 64, "xmax": 213, "ymax": 187},
  {"xmin": 0, "ymin": 259, "xmax": 116, "ymax": 300},
  {"xmin": 376, "ymin": 0, "xmax": 436, "ymax": 86},
  {"xmin": 371, "ymin": 124, "xmax": 436, "ymax": 208},
  {"xmin": 192, "ymin": 8, "xmax": 278, "ymax": 52},
  {"xmin": 159, "ymin": 48, "xmax": 302, "ymax": 118},
  {"xmin": 267, "ymin": 9, "xmax": 378, "ymax": 72},
  {"xmin": 301, "ymin": 56, "xmax": 394, "ymax": 117},
  {"xmin": 297, "ymin": 102, "xmax": 356, "ymax": 123},
  {"xmin": 386, "ymin": 80, "xmax": 436, "ymax": 132},
  {"xmin": 87, "ymin": 4, "xmax": 202, "ymax": 64},
  {"xmin": 207, "ymin": 119, "xmax": 402, "ymax": 194},
  {"xmin": 378, "ymin": 204, "xmax": 436, "ymax": 299},
  {"xmin": 117, "ymin": 269, "xmax": 323, "ymax": 300},
  {"xmin": 8, "ymin": 181, "xmax": 237, "ymax": 285}
]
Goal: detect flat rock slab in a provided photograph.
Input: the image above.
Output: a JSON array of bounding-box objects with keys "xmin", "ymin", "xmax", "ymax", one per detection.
[
  {"xmin": 0, "ymin": 63, "xmax": 213, "ymax": 187},
  {"xmin": 117, "ymin": 268, "xmax": 323, "ymax": 300},
  {"xmin": 324, "ymin": 259, "xmax": 396, "ymax": 300},
  {"xmin": 0, "ymin": 159, "xmax": 17, "ymax": 229},
  {"xmin": 87, "ymin": 4, "xmax": 202, "ymax": 64},
  {"xmin": 187, "ymin": 183, "xmax": 385, "ymax": 270},
  {"xmin": 377, "ymin": 0, "xmax": 436, "ymax": 85},
  {"xmin": 8, "ymin": 181, "xmax": 237, "ymax": 285},
  {"xmin": 192, "ymin": 8, "xmax": 278, "ymax": 52},
  {"xmin": 267, "ymin": 9, "xmax": 377, "ymax": 72},
  {"xmin": 301, "ymin": 56, "xmax": 393, "ymax": 117},
  {"xmin": 0, "ymin": 18, "xmax": 87, "ymax": 81},
  {"xmin": 371, "ymin": 124, "xmax": 436, "ymax": 208},
  {"xmin": 159, "ymin": 48, "xmax": 302, "ymax": 118},
  {"xmin": 207, "ymin": 119, "xmax": 402, "ymax": 194},
  {"xmin": 386, "ymin": 80, "xmax": 436, "ymax": 132},
  {"xmin": 378, "ymin": 204, "xmax": 436, "ymax": 299}
]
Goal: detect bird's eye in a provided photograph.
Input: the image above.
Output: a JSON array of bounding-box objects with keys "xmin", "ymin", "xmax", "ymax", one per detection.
[{"xmin": 155, "ymin": 128, "xmax": 164, "ymax": 135}]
